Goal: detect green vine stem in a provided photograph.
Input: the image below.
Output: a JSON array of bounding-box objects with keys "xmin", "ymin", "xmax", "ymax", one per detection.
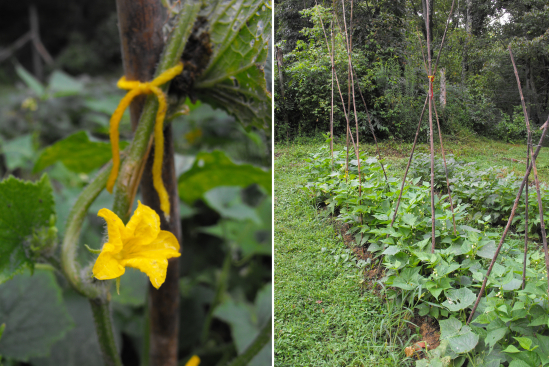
[
  {"xmin": 229, "ymin": 317, "xmax": 272, "ymax": 366},
  {"xmin": 90, "ymin": 298, "xmax": 123, "ymax": 366},
  {"xmin": 61, "ymin": 162, "xmax": 112, "ymax": 299},
  {"xmin": 112, "ymin": 2, "xmax": 201, "ymax": 221}
]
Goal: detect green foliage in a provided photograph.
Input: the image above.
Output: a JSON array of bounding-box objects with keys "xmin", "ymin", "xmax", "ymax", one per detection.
[
  {"xmin": 0, "ymin": 270, "xmax": 73, "ymax": 361},
  {"xmin": 410, "ymin": 152, "xmax": 549, "ymax": 233},
  {"xmin": 196, "ymin": 0, "xmax": 272, "ymax": 130},
  {"xmin": 34, "ymin": 131, "xmax": 128, "ymax": 174},
  {"xmin": 0, "ymin": 175, "xmax": 56, "ymax": 283},
  {"xmin": 177, "ymin": 150, "xmax": 271, "ymax": 204},
  {"xmin": 303, "ymin": 145, "xmax": 549, "ymax": 366}
]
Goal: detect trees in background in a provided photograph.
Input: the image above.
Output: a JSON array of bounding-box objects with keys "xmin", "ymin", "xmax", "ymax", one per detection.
[{"xmin": 274, "ymin": 0, "xmax": 548, "ymax": 142}]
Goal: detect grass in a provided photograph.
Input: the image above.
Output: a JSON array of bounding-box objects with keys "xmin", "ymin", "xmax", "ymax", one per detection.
[
  {"xmin": 274, "ymin": 144, "xmax": 415, "ymax": 366},
  {"xmin": 274, "ymin": 134, "xmax": 548, "ymax": 366}
]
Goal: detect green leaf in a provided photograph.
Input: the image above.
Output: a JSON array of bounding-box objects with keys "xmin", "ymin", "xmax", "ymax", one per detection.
[
  {"xmin": 513, "ymin": 337, "xmax": 535, "ymax": 351},
  {"xmin": 503, "ymin": 345, "xmax": 521, "ymax": 353},
  {"xmin": 34, "ymin": 131, "xmax": 128, "ymax": 173},
  {"xmin": 203, "ymin": 186, "xmax": 260, "ymax": 223},
  {"xmin": 0, "ymin": 175, "xmax": 55, "ymax": 283},
  {"xmin": 441, "ymin": 287, "xmax": 476, "ymax": 312},
  {"xmin": 1, "ymin": 134, "xmax": 35, "ymax": 171},
  {"xmin": 111, "ymin": 268, "xmax": 147, "ymax": 307},
  {"xmin": 213, "ymin": 283, "xmax": 272, "ymax": 363},
  {"xmin": 177, "ymin": 150, "xmax": 271, "ymax": 204},
  {"xmin": 48, "ymin": 70, "xmax": 84, "ymax": 96},
  {"xmin": 485, "ymin": 319, "xmax": 507, "ymax": 347},
  {"xmin": 438, "ymin": 317, "xmax": 479, "ymax": 354},
  {"xmin": 195, "ymin": 0, "xmax": 272, "ymax": 130},
  {"xmin": 0, "ymin": 270, "xmax": 73, "ymax": 360},
  {"xmin": 15, "ymin": 64, "xmax": 45, "ymax": 96},
  {"xmin": 477, "ymin": 240, "xmax": 497, "ymax": 259},
  {"xmin": 30, "ymin": 291, "xmax": 102, "ymax": 365},
  {"xmin": 535, "ymin": 334, "xmax": 549, "ymax": 365},
  {"xmin": 401, "ymin": 213, "xmax": 417, "ymax": 227}
]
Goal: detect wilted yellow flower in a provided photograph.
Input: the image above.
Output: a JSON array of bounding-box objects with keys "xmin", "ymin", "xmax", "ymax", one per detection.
[{"xmin": 92, "ymin": 201, "xmax": 180, "ymax": 289}]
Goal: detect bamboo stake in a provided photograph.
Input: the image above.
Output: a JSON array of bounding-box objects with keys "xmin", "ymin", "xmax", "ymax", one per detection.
[
  {"xmin": 390, "ymin": 0, "xmax": 455, "ymax": 229},
  {"xmin": 432, "ymin": 99, "xmax": 457, "ymax": 234},
  {"xmin": 351, "ymin": 64, "xmax": 388, "ymax": 183},
  {"xmin": 509, "ymin": 45, "xmax": 549, "ymax": 287},
  {"xmin": 330, "ymin": 20, "xmax": 334, "ymax": 168},
  {"xmin": 467, "ymin": 121, "xmax": 548, "ymax": 324},
  {"xmin": 522, "ymin": 133, "xmax": 529, "ymax": 290},
  {"xmin": 425, "ymin": 0, "xmax": 436, "ymax": 253},
  {"xmin": 389, "ymin": 95, "xmax": 429, "ymax": 228}
]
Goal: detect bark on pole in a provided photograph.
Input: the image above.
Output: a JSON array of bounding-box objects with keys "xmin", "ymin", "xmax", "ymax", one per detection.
[
  {"xmin": 425, "ymin": 0, "xmax": 436, "ymax": 253},
  {"xmin": 115, "ymin": 1, "xmax": 182, "ymax": 365}
]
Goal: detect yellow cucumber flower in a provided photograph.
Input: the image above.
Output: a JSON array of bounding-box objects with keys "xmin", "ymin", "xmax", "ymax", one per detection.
[{"xmin": 92, "ymin": 201, "xmax": 180, "ymax": 289}]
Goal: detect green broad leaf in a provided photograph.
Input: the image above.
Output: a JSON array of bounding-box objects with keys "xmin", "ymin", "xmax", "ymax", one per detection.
[
  {"xmin": 508, "ymin": 360, "xmax": 534, "ymax": 367},
  {"xmin": 34, "ymin": 131, "xmax": 128, "ymax": 174},
  {"xmin": 0, "ymin": 270, "xmax": 73, "ymax": 360},
  {"xmin": 477, "ymin": 240, "xmax": 497, "ymax": 259},
  {"xmin": 111, "ymin": 268, "xmax": 147, "ymax": 307},
  {"xmin": 513, "ymin": 337, "xmax": 535, "ymax": 351},
  {"xmin": 1, "ymin": 134, "xmax": 35, "ymax": 171},
  {"xmin": 213, "ymin": 283, "xmax": 272, "ymax": 365},
  {"xmin": 30, "ymin": 291, "xmax": 102, "ymax": 365},
  {"xmin": 382, "ymin": 245, "xmax": 401, "ymax": 256},
  {"xmin": 0, "ymin": 175, "xmax": 55, "ymax": 283},
  {"xmin": 485, "ymin": 319, "xmax": 507, "ymax": 347},
  {"xmin": 503, "ymin": 345, "xmax": 521, "ymax": 353},
  {"xmin": 439, "ymin": 317, "xmax": 479, "ymax": 354},
  {"xmin": 442, "ymin": 288, "xmax": 476, "ymax": 312},
  {"xmin": 177, "ymin": 150, "xmax": 271, "ymax": 204},
  {"xmin": 48, "ymin": 70, "xmax": 84, "ymax": 96},
  {"xmin": 195, "ymin": 0, "xmax": 272, "ymax": 130},
  {"xmin": 204, "ymin": 186, "xmax": 261, "ymax": 223},
  {"xmin": 535, "ymin": 334, "xmax": 549, "ymax": 365},
  {"xmin": 401, "ymin": 213, "xmax": 417, "ymax": 227},
  {"xmin": 439, "ymin": 317, "xmax": 463, "ymax": 340},
  {"xmin": 15, "ymin": 64, "xmax": 45, "ymax": 96}
]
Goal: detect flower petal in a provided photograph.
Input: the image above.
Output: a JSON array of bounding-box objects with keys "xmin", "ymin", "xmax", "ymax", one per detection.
[
  {"xmin": 124, "ymin": 201, "xmax": 161, "ymax": 243},
  {"xmin": 92, "ymin": 243, "xmax": 125, "ymax": 280},
  {"xmin": 121, "ymin": 231, "xmax": 180, "ymax": 288},
  {"xmin": 98, "ymin": 208, "xmax": 125, "ymax": 253}
]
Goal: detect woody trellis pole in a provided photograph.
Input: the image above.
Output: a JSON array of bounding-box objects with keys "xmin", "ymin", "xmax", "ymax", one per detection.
[
  {"xmin": 389, "ymin": 0, "xmax": 457, "ymax": 245},
  {"xmin": 115, "ymin": 1, "xmax": 182, "ymax": 364},
  {"xmin": 466, "ymin": 45, "xmax": 549, "ymax": 326}
]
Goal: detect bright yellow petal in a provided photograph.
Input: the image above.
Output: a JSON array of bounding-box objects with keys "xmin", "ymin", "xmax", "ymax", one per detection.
[
  {"xmin": 185, "ymin": 355, "xmax": 200, "ymax": 366},
  {"xmin": 123, "ymin": 257, "xmax": 168, "ymax": 289},
  {"xmin": 98, "ymin": 208, "xmax": 125, "ymax": 253},
  {"xmin": 92, "ymin": 243, "xmax": 125, "ymax": 280},
  {"xmin": 121, "ymin": 231, "xmax": 180, "ymax": 288},
  {"xmin": 124, "ymin": 201, "xmax": 161, "ymax": 243}
]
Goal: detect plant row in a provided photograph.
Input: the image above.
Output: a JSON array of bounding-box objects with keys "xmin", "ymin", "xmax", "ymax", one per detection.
[{"xmin": 303, "ymin": 145, "xmax": 548, "ymax": 367}]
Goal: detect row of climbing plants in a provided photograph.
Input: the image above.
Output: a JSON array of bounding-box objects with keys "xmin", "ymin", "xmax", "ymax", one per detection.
[{"xmin": 303, "ymin": 143, "xmax": 548, "ymax": 366}]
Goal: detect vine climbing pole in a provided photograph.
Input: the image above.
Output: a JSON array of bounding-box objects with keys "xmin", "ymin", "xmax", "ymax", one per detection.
[{"xmin": 115, "ymin": 0, "xmax": 181, "ymax": 364}]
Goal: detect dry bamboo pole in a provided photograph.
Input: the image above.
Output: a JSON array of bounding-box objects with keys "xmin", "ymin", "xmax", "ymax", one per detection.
[
  {"xmin": 343, "ymin": 0, "xmax": 364, "ymax": 234},
  {"xmin": 315, "ymin": 1, "xmax": 360, "ymax": 179},
  {"xmin": 351, "ymin": 63, "xmax": 388, "ymax": 183},
  {"xmin": 389, "ymin": 1, "xmax": 455, "ymax": 228},
  {"xmin": 389, "ymin": 96, "xmax": 429, "ymax": 229},
  {"xmin": 522, "ymin": 134, "xmax": 530, "ymax": 290},
  {"xmin": 508, "ymin": 45, "xmax": 549, "ymax": 287},
  {"xmin": 467, "ymin": 121, "xmax": 548, "ymax": 324},
  {"xmin": 341, "ymin": 0, "xmax": 350, "ymax": 180},
  {"xmin": 424, "ymin": 0, "xmax": 436, "ymax": 253},
  {"xmin": 432, "ymin": 100, "xmax": 457, "ymax": 234},
  {"xmin": 330, "ymin": 20, "xmax": 335, "ymax": 168}
]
